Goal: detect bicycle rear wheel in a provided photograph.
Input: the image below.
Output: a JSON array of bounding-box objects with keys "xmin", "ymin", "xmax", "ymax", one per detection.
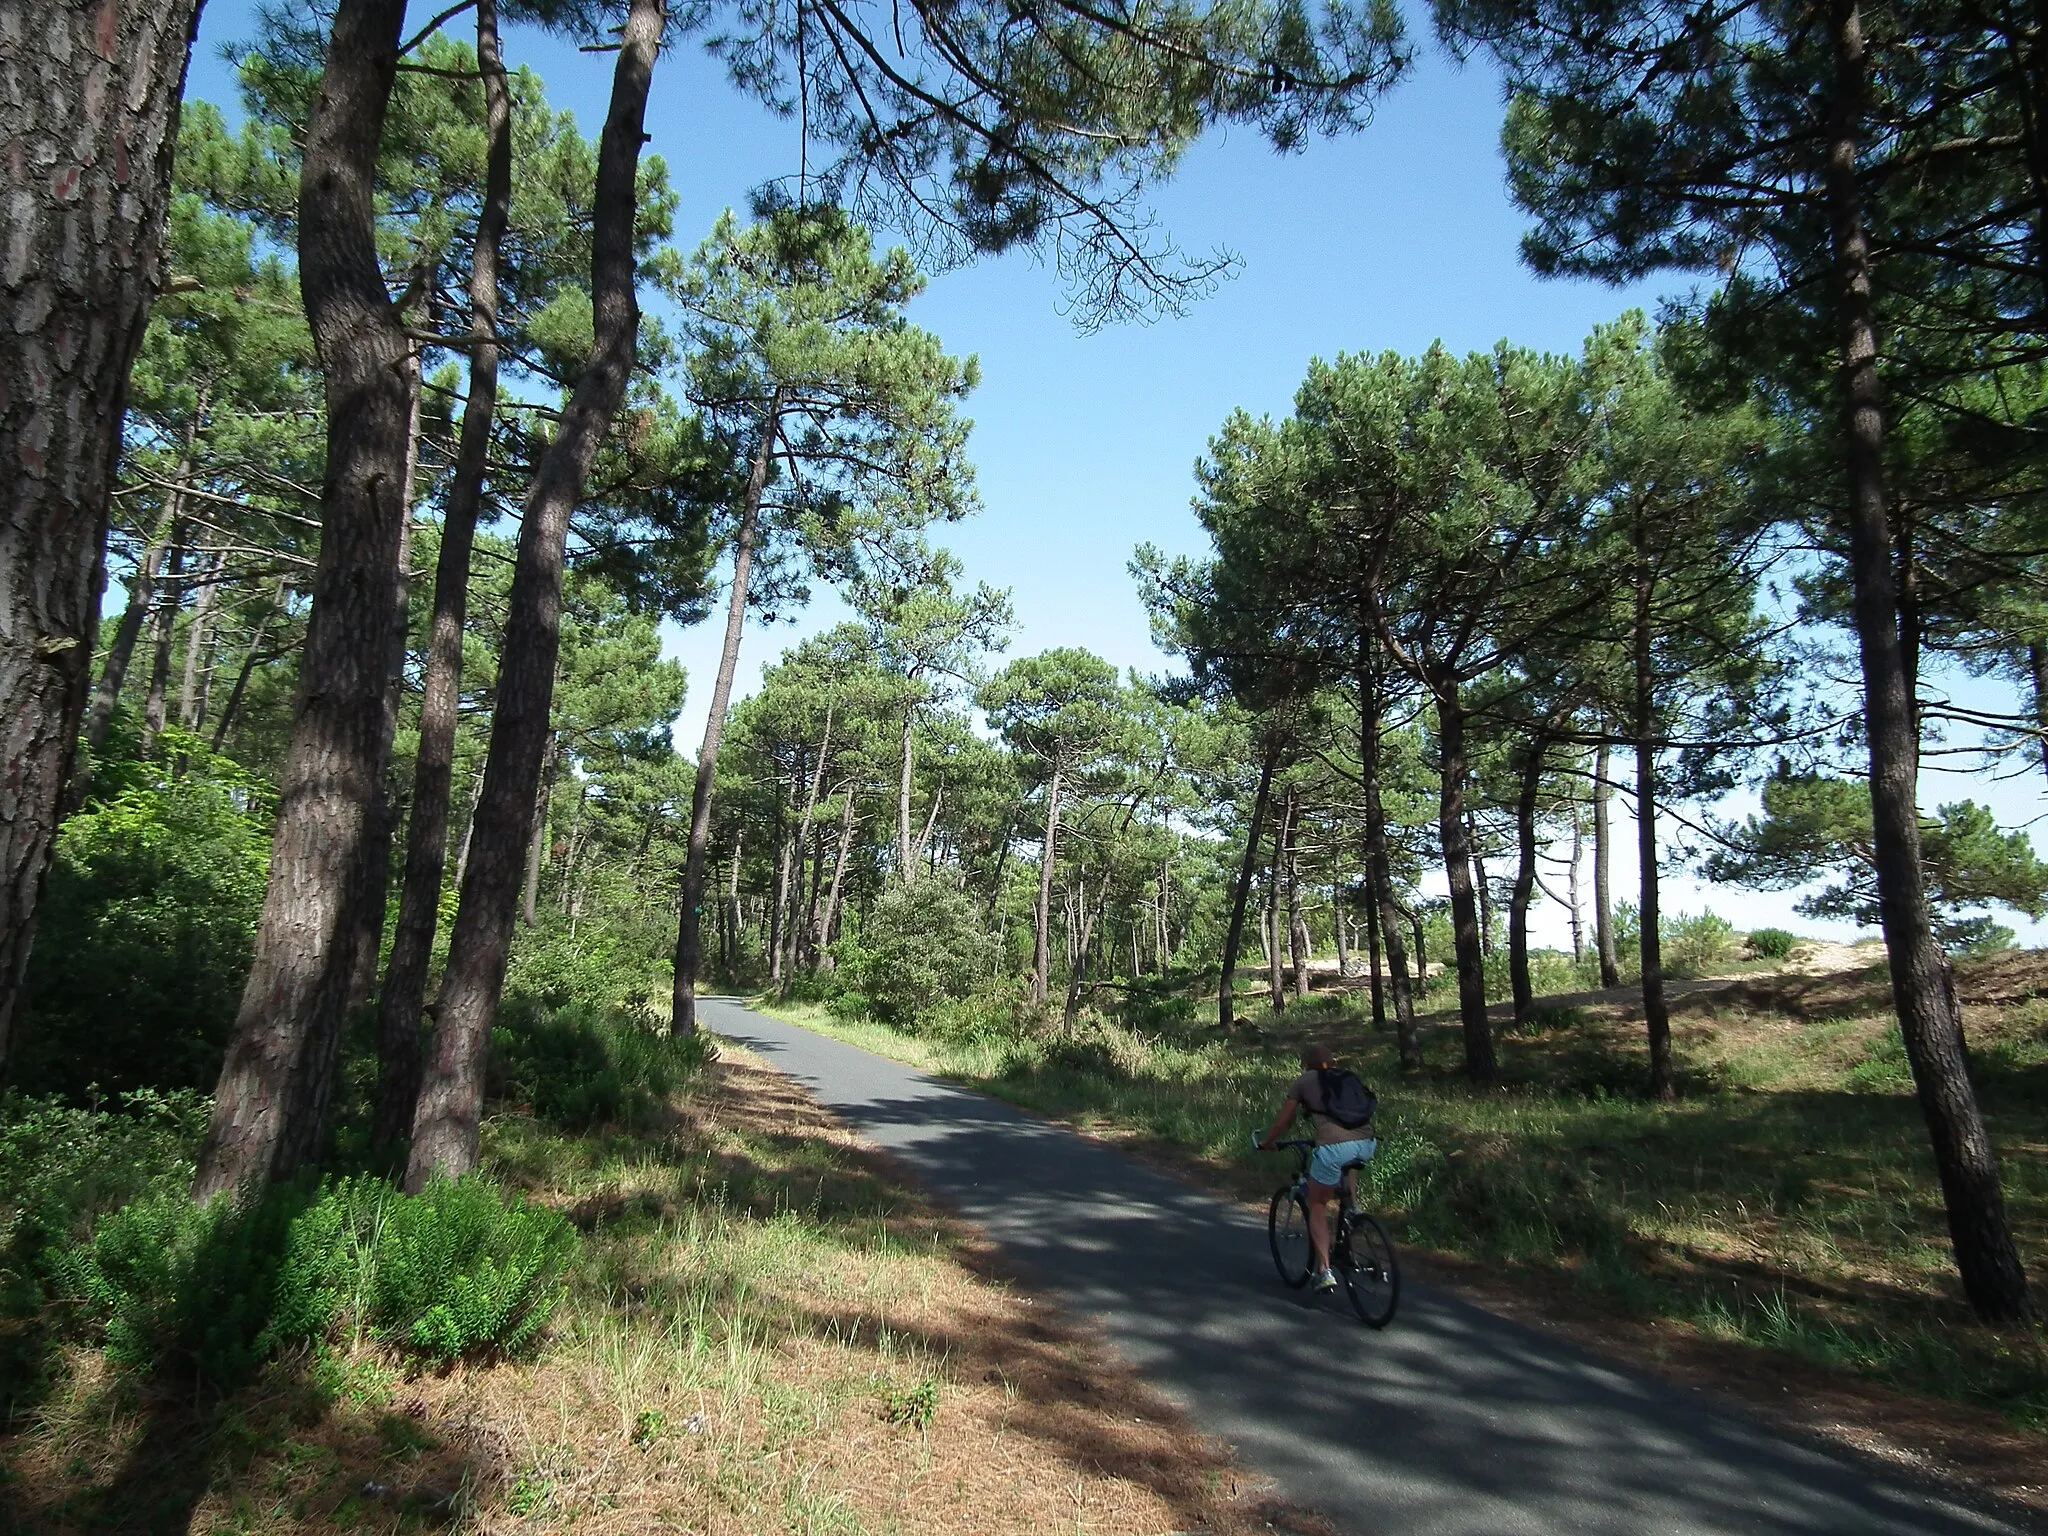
[
  {"xmin": 1337, "ymin": 1212, "xmax": 1400, "ymax": 1327},
  {"xmin": 1267, "ymin": 1187, "xmax": 1312, "ymax": 1289}
]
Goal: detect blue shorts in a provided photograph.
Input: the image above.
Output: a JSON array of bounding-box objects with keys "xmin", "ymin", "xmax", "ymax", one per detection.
[{"xmin": 1308, "ymin": 1139, "xmax": 1377, "ymax": 1187}]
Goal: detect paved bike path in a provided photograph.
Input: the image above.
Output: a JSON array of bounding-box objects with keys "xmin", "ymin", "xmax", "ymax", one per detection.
[{"xmin": 700, "ymin": 997, "xmax": 2029, "ymax": 1536}]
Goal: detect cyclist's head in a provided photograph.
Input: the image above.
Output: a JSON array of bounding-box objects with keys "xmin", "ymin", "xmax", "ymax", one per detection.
[{"xmin": 1301, "ymin": 1043, "xmax": 1335, "ymax": 1070}]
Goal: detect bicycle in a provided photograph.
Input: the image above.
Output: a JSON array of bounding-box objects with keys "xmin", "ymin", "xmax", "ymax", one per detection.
[{"xmin": 1258, "ymin": 1136, "xmax": 1401, "ymax": 1328}]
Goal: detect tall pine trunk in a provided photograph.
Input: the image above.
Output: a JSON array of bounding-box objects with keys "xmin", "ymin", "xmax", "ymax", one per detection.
[
  {"xmin": 0, "ymin": 0, "xmax": 201, "ymax": 1074},
  {"xmin": 1436, "ymin": 687, "xmax": 1494, "ymax": 1082},
  {"xmin": 1592, "ymin": 739, "xmax": 1619, "ymax": 986},
  {"xmin": 194, "ymin": 0, "xmax": 418, "ymax": 1200},
  {"xmin": 1821, "ymin": 0, "xmax": 2029, "ymax": 1321},
  {"xmin": 1361, "ymin": 666, "xmax": 1418, "ymax": 1067},
  {"xmin": 672, "ymin": 390, "xmax": 778, "ymax": 1035},
  {"xmin": 1510, "ymin": 738, "xmax": 1544, "ymax": 1026},
  {"xmin": 1285, "ymin": 795, "xmax": 1309, "ymax": 1001},
  {"xmin": 819, "ymin": 798, "xmax": 854, "ymax": 962},
  {"xmin": 1266, "ymin": 791, "xmax": 1289, "ymax": 1010},
  {"xmin": 407, "ymin": 0, "xmax": 666, "ymax": 1189},
  {"xmin": 212, "ymin": 578, "xmax": 286, "ymax": 751},
  {"xmin": 1031, "ymin": 762, "xmax": 1064, "ymax": 1006},
  {"xmin": 785, "ymin": 708, "xmax": 832, "ymax": 973},
  {"xmin": 372, "ymin": 0, "xmax": 512, "ymax": 1154},
  {"xmin": 1635, "ymin": 524, "xmax": 1673, "ymax": 1101},
  {"xmin": 139, "ymin": 524, "xmax": 185, "ymax": 757},
  {"xmin": 1216, "ymin": 742, "xmax": 1276, "ymax": 1030},
  {"xmin": 86, "ymin": 465, "xmax": 189, "ymax": 763}
]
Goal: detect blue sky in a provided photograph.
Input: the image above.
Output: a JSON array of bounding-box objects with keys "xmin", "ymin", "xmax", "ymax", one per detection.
[{"xmin": 183, "ymin": 4, "xmax": 2047, "ymax": 947}]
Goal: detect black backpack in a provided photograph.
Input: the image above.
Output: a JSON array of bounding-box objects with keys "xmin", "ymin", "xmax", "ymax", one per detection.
[{"xmin": 1314, "ymin": 1067, "xmax": 1378, "ymax": 1130}]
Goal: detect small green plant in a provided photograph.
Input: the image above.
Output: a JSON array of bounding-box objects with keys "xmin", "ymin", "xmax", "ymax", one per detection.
[
  {"xmin": 881, "ymin": 1376, "xmax": 939, "ymax": 1429},
  {"xmin": 364, "ymin": 1176, "xmax": 579, "ymax": 1365},
  {"xmin": 1523, "ymin": 1005, "xmax": 1586, "ymax": 1033},
  {"xmin": 507, "ymin": 1469, "xmax": 553, "ymax": 1517},
  {"xmin": 631, "ymin": 1407, "xmax": 666, "ymax": 1448},
  {"xmin": 57, "ymin": 1180, "xmax": 349, "ymax": 1390},
  {"xmin": 1746, "ymin": 927, "xmax": 1799, "ymax": 961}
]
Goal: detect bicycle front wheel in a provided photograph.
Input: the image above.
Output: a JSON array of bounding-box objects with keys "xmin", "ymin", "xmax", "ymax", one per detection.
[
  {"xmin": 1337, "ymin": 1212, "xmax": 1400, "ymax": 1327},
  {"xmin": 1268, "ymin": 1187, "xmax": 1312, "ymax": 1289}
]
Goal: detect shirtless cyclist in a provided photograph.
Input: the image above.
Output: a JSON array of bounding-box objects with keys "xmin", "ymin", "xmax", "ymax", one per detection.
[{"xmin": 1255, "ymin": 1044, "xmax": 1378, "ymax": 1291}]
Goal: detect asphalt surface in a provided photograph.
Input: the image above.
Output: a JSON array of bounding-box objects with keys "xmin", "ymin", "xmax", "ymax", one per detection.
[{"xmin": 700, "ymin": 996, "xmax": 2032, "ymax": 1536}]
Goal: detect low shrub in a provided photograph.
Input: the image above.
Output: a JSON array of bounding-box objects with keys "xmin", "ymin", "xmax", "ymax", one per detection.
[
  {"xmin": 16, "ymin": 764, "xmax": 271, "ymax": 1099},
  {"xmin": 491, "ymin": 996, "xmax": 713, "ymax": 1131},
  {"xmin": 836, "ymin": 879, "xmax": 999, "ymax": 1028},
  {"xmin": 57, "ymin": 1173, "xmax": 579, "ymax": 1387},
  {"xmin": 57, "ymin": 1180, "xmax": 347, "ymax": 1389},
  {"xmin": 359, "ymin": 1176, "xmax": 579, "ymax": 1365},
  {"xmin": 0, "ymin": 1089, "xmax": 208, "ymax": 1310},
  {"xmin": 1746, "ymin": 927, "xmax": 1799, "ymax": 961},
  {"xmin": 1664, "ymin": 911, "xmax": 1739, "ymax": 979}
]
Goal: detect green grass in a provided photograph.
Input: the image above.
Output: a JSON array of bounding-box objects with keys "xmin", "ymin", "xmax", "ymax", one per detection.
[{"xmin": 760, "ymin": 959, "xmax": 2048, "ymax": 1431}]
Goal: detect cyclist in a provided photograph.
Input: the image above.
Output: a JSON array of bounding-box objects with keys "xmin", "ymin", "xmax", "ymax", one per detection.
[{"xmin": 1255, "ymin": 1043, "xmax": 1377, "ymax": 1291}]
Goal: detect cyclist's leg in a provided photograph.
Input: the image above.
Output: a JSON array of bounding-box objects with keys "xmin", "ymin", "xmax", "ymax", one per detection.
[{"xmin": 1303, "ymin": 1177, "xmax": 1338, "ymax": 1272}]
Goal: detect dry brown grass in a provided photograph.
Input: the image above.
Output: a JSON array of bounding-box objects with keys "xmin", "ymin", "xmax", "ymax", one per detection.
[{"xmin": 0, "ymin": 1050, "xmax": 1289, "ymax": 1536}]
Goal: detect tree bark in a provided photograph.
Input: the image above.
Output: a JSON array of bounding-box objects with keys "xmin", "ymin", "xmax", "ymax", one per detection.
[
  {"xmin": 211, "ymin": 577, "xmax": 286, "ymax": 751},
  {"xmin": 1216, "ymin": 741, "xmax": 1277, "ymax": 1031},
  {"xmin": 1285, "ymin": 794, "xmax": 1309, "ymax": 1001},
  {"xmin": 1062, "ymin": 885, "xmax": 1108, "ymax": 1032},
  {"xmin": 193, "ymin": 0, "xmax": 418, "ymax": 1200},
  {"xmin": 672, "ymin": 387, "xmax": 778, "ymax": 1035},
  {"xmin": 818, "ymin": 789, "xmax": 855, "ymax": 964},
  {"xmin": 1333, "ymin": 881, "xmax": 1351, "ymax": 979},
  {"xmin": 897, "ymin": 707, "xmax": 917, "ymax": 877},
  {"xmin": 0, "ymin": 0, "xmax": 202, "ymax": 1076},
  {"xmin": 1266, "ymin": 790, "xmax": 1290, "ymax": 1010},
  {"xmin": 1593, "ymin": 738, "xmax": 1620, "ymax": 986},
  {"xmin": 1634, "ymin": 518, "xmax": 1673, "ymax": 1100},
  {"xmin": 1510, "ymin": 737, "xmax": 1544, "ymax": 1027},
  {"xmin": 406, "ymin": 0, "xmax": 666, "ymax": 1191},
  {"xmin": 371, "ymin": 0, "xmax": 512, "ymax": 1154},
  {"xmin": 175, "ymin": 547, "xmax": 222, "ymax": 733},
  {"xmin": 86, "ymin": 470, "xmax": 187, "ymax": 763},
  {"xmin": 139, "ymin": 522, "xmax": 185, "ymax": 758},
  {"xmin": 1821, "ymin": 0, "xmax": 2029, "ymax": 1321},
  {"xmin": 519, "ymin": 734, "xmax": 555, "ymax": 928},
  {"xmin": 1361, "ymin": 670, "xmax": 1418, "ymax": 1066},
  {"xmin": 1031, "ymin": 761, "xmax": 1063, "ymax": 1006},
  {"xmin": 2029, "ymin": 642, "xmax": 2048, "ymax": 790},
  {"xmin": 786, "ymin": 709, "xmax": 832, "ymax": 974},
  {"xmin": 1436, "ymin": 687, "xmax": 1494, "ymax": 1083}
]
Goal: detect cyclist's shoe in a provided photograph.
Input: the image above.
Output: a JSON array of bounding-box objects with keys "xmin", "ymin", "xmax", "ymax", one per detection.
[{"xmin": 1311, "ymin": 1267, "xmax": 1339, "ymax": 1292}]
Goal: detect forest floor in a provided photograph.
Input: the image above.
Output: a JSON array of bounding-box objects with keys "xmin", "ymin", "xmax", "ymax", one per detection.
[
  {"xmin": 763, "ymin": 946, "xmax": 2048, "ymax": 1514},
  {"xmin": 0, "ymin": 1049, "xmax": 1285, "ymax": 1536}
]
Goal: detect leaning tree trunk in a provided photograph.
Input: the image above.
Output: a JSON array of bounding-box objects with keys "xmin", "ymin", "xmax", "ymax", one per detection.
[
  {"xmin": 0, "ymin": 0, "xmax": 202, "ymax": 1077},
  {"xmin": 1822, "ymin": 0, "xmax": 2029, "ymax": 1322},
  {"xmin": 817, "ymin": 789, "xmax": 856, "ymax": 965},
  {"xmin": 406, "ymin": 0, "xmax": 667, "ymax": 1191},
  {"xmin": 371, "ymin": 0, "xmax": 513, "ymax": 1154},
  {"xmin": 671, "ymin": 390, "xmax": 778, "ymax": 1036},
  {"xmin": 1031, "ymin": 761, "xmax": 1064, "ymax": 1006},
  {"xmin": 212, "ymin": 577, "xmax": 286, "ymax": 751},
  {"xmin": 1266, "ymin": 792, "xmax": 1289, "ymax": 1010},
  {"xmin": 1592, "ymin": 738, "xmax": 1620, "ymax": 986},
  {"xmin": 2028, "ymin": 642, "xmax": 2048, "ymax": 790},
  {"xmin": 1285, "ymin": 800, "xmax": 1310, "ymax": 1002},
  {"xmin": 784, "ymin": 708, "xmax": 832, "ymax": 975},
  {"xmin": 1436, "ymin": 685, "xmax": 1494, "ymax": 1083},
  {"xmin": 193, "ymin": 0, "xmax": 418, "ymax": 1201},
  {"xmin": 1510, "ymin": 737, "xmax": 1544, "ymax": 1027},
  {"xmin": 84, "ymin": 462, "xmax": 189, "ymax": 765},
  {"xmin": 1216, "ymin": 742, "xmax": 1277, "ymax": 1031}
]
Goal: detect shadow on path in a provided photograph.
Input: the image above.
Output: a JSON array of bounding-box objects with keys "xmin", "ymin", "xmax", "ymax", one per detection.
[{"xmin": 704, "ymin": 998, "xmax": 2035, "ymax": 1536}]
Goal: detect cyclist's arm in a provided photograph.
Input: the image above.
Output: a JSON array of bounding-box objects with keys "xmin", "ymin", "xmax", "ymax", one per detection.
[{"xmin": 1257, "ymin": 1094, "xmax": 1304, "ymax": 1151}]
